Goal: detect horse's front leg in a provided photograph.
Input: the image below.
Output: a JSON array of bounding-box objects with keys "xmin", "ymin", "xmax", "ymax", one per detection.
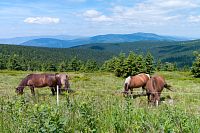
[
  {"xmin": 150, "ymin": 93, "xmax": 155, "ymax": 105},
  {"xmin": 130, "ymin": 88, "xmax": 133, "ymax": 95},
  {"xmin": 30, "ymin": 86, "xmax": 35, "ymax": 96},
  {"xmin": 141, "ymin": 86, "xmax": 146, "ymax": 95},
  {"xmin": 51, "ymin": 87, "xmax": 55, "ymax": 95}
]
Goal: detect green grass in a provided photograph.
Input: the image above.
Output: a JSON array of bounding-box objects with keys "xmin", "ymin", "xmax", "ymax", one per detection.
[{"xmin": 0, "ymin": 70, "xmax": 200, "ymax": 132}]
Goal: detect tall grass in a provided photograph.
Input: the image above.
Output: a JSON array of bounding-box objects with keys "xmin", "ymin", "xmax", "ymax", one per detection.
[{"xmin": 0, "ymin": 71, "xmax": 200, "ymax": 132}]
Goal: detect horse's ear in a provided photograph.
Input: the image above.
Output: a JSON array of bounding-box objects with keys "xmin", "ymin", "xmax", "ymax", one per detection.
[
  {"xmin": 55, "ymin": 73, "xmax": 59, "ymax": 78},
  {"xmin": 66, "ymin": 74, "xmax": 70, "ymax": 80}
]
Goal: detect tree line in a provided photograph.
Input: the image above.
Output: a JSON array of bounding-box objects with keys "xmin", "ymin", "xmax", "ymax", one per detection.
[
  {"xmin": 0, "ymin": 51, "xmax": 181, "ymax": 74},
  {"xmin": 0, "ymin": 44, "xmax": 199, "ymax": 77},
  {"xmin": 0, "ymin": 54, "xmax": 98, "ymax": 72}
]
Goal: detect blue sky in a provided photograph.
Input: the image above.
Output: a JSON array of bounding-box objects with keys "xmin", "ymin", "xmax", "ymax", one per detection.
[{"xmin": 0, "ymin": 0, "xmax": 200, "ymax": 38}]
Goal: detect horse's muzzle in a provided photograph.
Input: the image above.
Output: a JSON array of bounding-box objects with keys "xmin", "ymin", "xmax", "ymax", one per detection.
[{"xmin": 122, "ymin": 91, "xmax": 129, "ymax": 95}]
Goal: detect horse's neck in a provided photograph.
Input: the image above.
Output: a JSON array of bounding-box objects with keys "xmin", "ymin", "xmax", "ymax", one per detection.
[{"xmin": 19, "ymin": 77, "xmax": 28, "ymax": 87}]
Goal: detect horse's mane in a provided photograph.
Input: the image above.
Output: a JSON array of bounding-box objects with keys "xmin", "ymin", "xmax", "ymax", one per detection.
[{"xmin": 18, "ymin": 74, "xmax": 32, "ymax": 87}]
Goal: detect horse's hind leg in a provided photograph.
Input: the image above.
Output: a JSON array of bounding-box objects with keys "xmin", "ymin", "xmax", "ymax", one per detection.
[{"xmin": 147, "ymin": 93, "xmax": 151, "ymax": 104}]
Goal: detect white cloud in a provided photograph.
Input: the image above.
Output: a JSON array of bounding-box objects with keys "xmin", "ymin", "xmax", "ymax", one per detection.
[
  {"xmin": 107, "ymin": 0, "xmax": 200, "ymax": 25},
  {"xmin": 83, "ymin": 10, "xmax": 101, "ymax": 18},
  {"xmin": 153, "ymin": 0, "xmax": 199, "ymax": 9},
  {"xmin": 24, "ymin": 17, "xmax": 60, "ymax": 24},
  {"xmin": 188, "ymin": 15, "xmax": 200, "ymax": 22},
  {"xmin": 83, "ymin": 9, "xmax": 112, "ymax": 22}
]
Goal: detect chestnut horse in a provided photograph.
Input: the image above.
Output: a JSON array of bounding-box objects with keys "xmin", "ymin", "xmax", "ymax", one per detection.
[
  {"xmin": 123, "ymin": 73, "xmax": 150, "ymax": 95},
  {"xmin": 145, "ymin": 75, "xmax": 173, "ymax": 106},
  {"xmin": 16, "ymin": 73, "xmax": 69, "ymax": 95}
]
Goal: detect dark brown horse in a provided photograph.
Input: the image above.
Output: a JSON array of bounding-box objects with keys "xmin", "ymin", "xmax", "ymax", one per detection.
[
  {"xmin": 123, "ymin": 73, "xmax": 150, "ymax": 95},
  {"xmin": 16, "ymin": 73, "xmax": 63, "ymax": 95},
  {"xmin": 145, "ymin": 75, "xmax": 173, "ymax": 106}
]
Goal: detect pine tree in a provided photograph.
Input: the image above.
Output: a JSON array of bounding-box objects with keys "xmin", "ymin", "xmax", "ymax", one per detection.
[
  {"xmin": 163, "ymin": 62, "xmax": 176, "ymax": 71},
  {"xmin": 67, "ymin": 57, "xmax": 82, "ymax": 71},
  {"xmin": 123, "ymin": 51, "xmax": 137, "ymax": 77},
  {"xmin": 7, "ymin": 54, "xmax": 22, "ymax": 70},
  {"xmin": 58, "ymin": 61, "xmax": 67, "ymax": 72},
  {"xmin": 156, "ymin": 59, "xmax": 162, "ymax": 71},
  {"xmin": 114, "ymin": 53, "xmax": 126, "ymax": 77},
  {"xmin": 0, "ymin": 54, "xmax": 6, "ymax": 70},
  {"xmin": 101, "ymin": 57, "xmax": 117, "ymax": 72},
  {"xmin": 46, "ymin": 63, "xmax": 57, "ymax": 71},
  {"xmin": 84, "ymin": 60, "xmax": 98, "ymax": 72},
  {"xmin": 145, "ymin": 52, "xmax": 154, "ymax": 74},
  {"xmin": 191, "ymin": 51, "xmax": 200, "ymax": 78},
  {"xmin": 135, "ymin": 55, "xmax": 145, "ymax": 74}
]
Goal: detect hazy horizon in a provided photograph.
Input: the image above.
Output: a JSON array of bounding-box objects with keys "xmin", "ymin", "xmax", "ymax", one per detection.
[{"xmin": 0, "ymin": 32, "xmax": 196, "ymax": 40}]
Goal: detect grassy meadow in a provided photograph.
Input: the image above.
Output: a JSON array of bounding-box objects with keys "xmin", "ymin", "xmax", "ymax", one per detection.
[{"xmin": 0, "ymin": 70, "xmax": 200, "ymax": 132}]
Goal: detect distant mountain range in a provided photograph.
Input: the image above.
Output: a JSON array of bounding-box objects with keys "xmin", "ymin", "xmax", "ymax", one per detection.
[
  {"xmin": 0, "ymin": 32, "xmax": 192, "ymax": 48},
  {"xmin": 0, "ymin": 35, "xmax": 83, "ymax": 45}
]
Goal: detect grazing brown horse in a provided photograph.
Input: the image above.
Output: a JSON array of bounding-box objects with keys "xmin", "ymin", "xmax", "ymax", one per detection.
[
  {"xmin": 145, "ymin": 75, "xmax": 173, "ymax": 106},
  {"xmin": 123, "ymin": 73, "xmax": 150, "ymax": 95},
  {"xmin": 16, "ymin": 73, "xmax": 63, "ymax": 95}
]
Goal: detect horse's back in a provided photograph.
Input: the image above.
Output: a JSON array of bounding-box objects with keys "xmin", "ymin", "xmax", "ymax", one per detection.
[
  {"xmin": 150, "ymin": 75, "xmax": 166, "ymax": 92},
  {"xmin": 26, "ymin": 73, "xmax": 57, "ymax": 87},
  {"xmin": 130, "ymin": 73, "xmax": 150, "ymax": 87}
]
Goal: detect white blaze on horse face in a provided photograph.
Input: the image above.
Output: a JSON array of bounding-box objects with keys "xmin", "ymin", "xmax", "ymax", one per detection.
[
  {"xmin": 125, "ymin": 76, "xmax": 131, "ymax": 85},
  {"xmin": 145, "ymin": 74, "xmax": 150, "ymax": 79}
]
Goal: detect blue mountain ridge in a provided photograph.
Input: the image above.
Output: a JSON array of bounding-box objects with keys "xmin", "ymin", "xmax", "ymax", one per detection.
[{"xmin": 1, "ymin": 32, "xmax": 192, "ymax": 48}]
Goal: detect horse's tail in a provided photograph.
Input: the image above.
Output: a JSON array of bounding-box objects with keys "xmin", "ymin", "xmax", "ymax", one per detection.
[
  {"xmin": 152, "ymin": 77, "xmax": 157, "ymax": 92},
  {"xmin": 164, "ymin": 84, "xmax": 173, "ymax": 91},
  {"xmin": 151, "ymin": 77, "xmax": 158, "ymax": 106}
]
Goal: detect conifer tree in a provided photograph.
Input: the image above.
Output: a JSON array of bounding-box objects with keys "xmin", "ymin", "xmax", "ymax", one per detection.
[
  {"xmin": 58, "ymin": 61, "xmax": 67, "ymax": 72},
  {"xmin": 123, "ymin": 51, "xmax": 137, "ymax": 77},
  {"xmin": 135, "ymin": 55, "xmax": 145, "ymax": 74},
  {"xmin": 191, "ymin": 51, "xmax": 200, "ymax": 77},
  {"xmin": 7, "ymin": 54, "xmax": 22, "ymax": 70},
  {"xmin": 114, "ymin": 53, "xmax": 126, "ymax": 77},
  {"xmin": 145, "ymin": 52, "xmax": 154, "ymax": 74},
  {"xmin": 84, "ymin": 60, "xmax": 98, "ymax": 72},
  {"xmin": 46, "ymin": 63, "xmax": 57, "ymax": 71},
  {"xmin": 0, "ymin": 54, "xmax": 6, "ymax": 70},
  {"xmin": 156, "ymin": 59, "xmax": 162, "ymax": 71},
  {"xmin": 67, "ymin": 57, "xmax": 82, "ymax": 71}
]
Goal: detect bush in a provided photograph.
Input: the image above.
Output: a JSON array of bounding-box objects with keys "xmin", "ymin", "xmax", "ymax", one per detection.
[{"xmin": 101, "ymin": 51, "xmax": 155, "ymax": 77}]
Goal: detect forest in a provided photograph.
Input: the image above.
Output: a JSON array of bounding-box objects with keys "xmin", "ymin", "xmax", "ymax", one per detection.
[{"xmin": 1, "ymin": 39, "xmax": 200, "ymax": 72}]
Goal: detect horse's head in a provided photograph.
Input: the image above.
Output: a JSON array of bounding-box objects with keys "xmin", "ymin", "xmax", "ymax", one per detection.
[
  {"xmin": 16, "ymin": 86, "xmax": 24, "ymax": 94},
  {"xmin": 123, "ymin": 76, "xmax": 131, "ymax": 94},
  {"xmin": 55, "ymin": 73, "xmax": 70, "ymax": 91}
]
